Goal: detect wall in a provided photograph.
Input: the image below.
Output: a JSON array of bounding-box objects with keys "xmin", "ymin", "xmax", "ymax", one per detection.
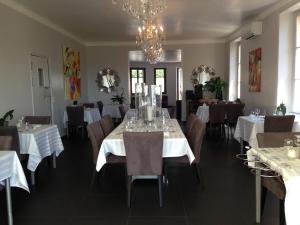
[
  {"xmin": 0, "ymin": 4, "xmax": 88, "ymax": 134},
  {"xmin": 129, "ymin": 61, "xmax": 182, "ymax": 106},
  {"xmin": 87, "ymin": 43, "xmax": 226, "ymax": 120}
]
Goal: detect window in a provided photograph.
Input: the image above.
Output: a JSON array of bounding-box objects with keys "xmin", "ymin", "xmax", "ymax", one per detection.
[
  {"xmin": 293, "ymin": 15, "xmax": 300, "ymax": 112},
  {"xmin": 176, "ymin": 67, "xmax": 183, "ymax": 100},
  {"xmin": 130, "ymin": 68, "xmax": 145, "ymax": 94},
  {"xmin": 237, "ymin": 43, "xmax": 241, "ymax": 98},
  {"xmin": 154, "ymin": 68, "xmax": 166, "ymax": 94}
]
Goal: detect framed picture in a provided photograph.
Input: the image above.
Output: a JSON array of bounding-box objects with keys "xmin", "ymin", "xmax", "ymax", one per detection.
[{"xmin": 249, "ymin": 48, "xmax": 261, "ymax": 92}]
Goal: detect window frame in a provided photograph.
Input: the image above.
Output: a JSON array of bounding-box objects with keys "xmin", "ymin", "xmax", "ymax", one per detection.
[
  {"xmin": 292, "ymin": 12, "xmax": 300, "ymax": 113},
  {"xmin": 154, "ymin": 68, "xmax": 167, "ymax": 94},
  {"xmin": 129, "ymin": 67, "xmax": 146, "ymax": 95},
  {"xmin": 237, "ymin": 42, "xmax": 241, "ymax": 99}
]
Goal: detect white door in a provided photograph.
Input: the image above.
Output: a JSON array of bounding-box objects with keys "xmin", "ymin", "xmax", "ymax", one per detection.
[{"xmin": 30, "ymin": 55, "xmax": 52, "ymax": 118}]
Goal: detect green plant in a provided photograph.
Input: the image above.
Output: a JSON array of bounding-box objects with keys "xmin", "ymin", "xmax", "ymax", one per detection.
[
  {"xmin": 276, "ymin": 103, "xmax": 286, "ymax": 116},
  {"xmin": 204, "ymin": 77, "xmax": 227, "ymax": 100},
  {"xmin": 0, "ymin": 110, "xmax": 14, "ymax": 126}
]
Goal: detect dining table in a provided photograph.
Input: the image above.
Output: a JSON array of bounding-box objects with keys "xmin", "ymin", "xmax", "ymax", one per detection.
[
  {"xmin": 96, "ymin": 109, "xmax": 194, "ymax": 172},
  {"xmin": 63, "ymin": 107, "xmax": 101, "ymax": 128},
  {"xmin": 0, "ymin": 151, "xmax": 29, "ymax": 225},
  {"xmin": 18, "ymin": 124, "xmax": 64, "ymax": 185}
]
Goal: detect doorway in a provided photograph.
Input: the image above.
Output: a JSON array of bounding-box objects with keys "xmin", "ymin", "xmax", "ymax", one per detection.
[{"xmin": 30, "ymin": 54, "xmax": 52, "ymax": 120}]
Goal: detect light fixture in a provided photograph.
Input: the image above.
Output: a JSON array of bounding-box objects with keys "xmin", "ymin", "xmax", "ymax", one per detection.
[
  {"xmin": 119, "ymin": 0, "xmax": 166, "ymax": 20},
  {"xmin": 136, "ymin": 20, "xmax": 164, "ymax": 64}
]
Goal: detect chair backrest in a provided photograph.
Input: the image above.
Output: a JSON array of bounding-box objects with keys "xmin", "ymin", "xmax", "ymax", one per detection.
[
  {"xmin": 66, "ymin": 106, "xmax": 84, "ymax": 126},
  {"xmin": 256, "ymin": 132, "xmax": 300, "ymax": 148},
  {"xmin": 264, "ymin": 115, "xmax": 295, "ymax": 132},
  {"xmin": 24, "ymin": 116, "xmax": 51, "ymax": 124},
  {"xmin": 97, "ymin": 101, "xmax": 104, "ymax": 116},
  {"xmin": 0, "ymin": 136, "xmax": 13, "ymax": 150},
  {"xmin": 83, "ymin": 103, "xmax": 95, "ymax": 108},
  {"xmin": 119, "ymin": 105, "xmax": 126, "ymax": 120},
  {"xmin": 209, "ymin": 104, "xmax": 226, "ymax": 123},
  {"xmin": 99, "ymin": 115, "xmax": 114, "ymax": 136},
  {"xmin": 189, "ymin": 119, "xmax": 206, "ymax": 164},
  {"xmin": 87, "ymin": 122, "xmax": 105, "ymax": 164},
  {"xmin": 226, "ymin": 104, "xmax": 245, "ymax": 124},
  {"xmin": 186, "ymin": 113, "xmax": 198, "ymax": 138},
  {"xmin": 0, "ymin": 126, "xmax": 20, "ymax": 152},
  {"xmin": 123, "ymin": 131, "xmax": 163, "ymax": 176}
]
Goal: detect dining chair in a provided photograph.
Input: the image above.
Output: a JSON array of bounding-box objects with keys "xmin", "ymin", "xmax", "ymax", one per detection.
[
  {"xmin": 123, "ymin": 131, "xmax": 164, "ymax": 207},
  {"xmin": 208, "ymin": 104, "xmax": 226, "ymax": 137},
  {"xmin": 97, "ymin": 101, "xmax": 104, "ymax": 116},
  {"xmin": 264, "ymin": 115, "xmax": 295, "ymax": 132},
  {"xmin": 225, "ymin": 104, "xmax": 245, "ymax": 139},
  {"xmin": 256, "ymin": 132, "xmax": 294, "ymax": 225},
  {"xmin": 87, "ymin": 121, "xmax": 125, "ymax": 184},
  {"xmin": 66, "ymin": 106, "xmax": 85, "ymax": 138},
  {"xmin": 99, "ymin": 115, "xmax": 114, "ymax": 137},
  {"xmin": 119, "ymin": 105, "xmax": 126, "ymax": 121},
  {"xmin": 165, "ymin": 119, "xmax": 206, "ymax": 186},
  {"xmin": 0, "ymin": 136, "xmax": 12, "ymax": 150},
  {"xmin": 83, "ymin": 103, "xmax": 95, "ymax": 108},
  {"xmin": 24, "ymin": 116, "xmax": 51, "ymax": 124},
  {"xmin": 185, "ymin": 113, "xmax": 198, "ymax": 140}
]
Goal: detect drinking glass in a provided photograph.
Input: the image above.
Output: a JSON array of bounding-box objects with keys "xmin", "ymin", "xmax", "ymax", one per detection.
[{"xmin": 284, "ymin": 138, "xmax": 294, "ymax": 151}]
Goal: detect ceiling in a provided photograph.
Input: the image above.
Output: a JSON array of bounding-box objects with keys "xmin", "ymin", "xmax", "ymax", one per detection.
[{"xmin": 10, "ymin": 0, "xmax": 281, "ymax": 43}]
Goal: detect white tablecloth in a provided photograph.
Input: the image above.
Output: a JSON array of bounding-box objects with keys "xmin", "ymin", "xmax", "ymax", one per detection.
[
  {"xmin": 96, "ymin": 119, "xmax": 195, "ymax": 171},
  {"xmin": 63, "ymin": 108, "xmax": 101, "ymax": 128},
  {"xmin": 0, "ymin": 151, "xmax": 29, "ymax": 192},
  {"xmin": 249, "ymin": 147, "xmax": 300, "ymax": 225},
  {"xmin": 18, "ymin": 125, "xmax": 64, "ymax": 171},
  {"xmin": 196, "ymin": 105, "xmax": 209, "ymax": 123}
]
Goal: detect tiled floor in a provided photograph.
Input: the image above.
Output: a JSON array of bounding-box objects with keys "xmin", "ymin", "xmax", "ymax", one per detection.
[{"xmin": 0, "ymin": 133, "xmax": 280, "ymax": 225}]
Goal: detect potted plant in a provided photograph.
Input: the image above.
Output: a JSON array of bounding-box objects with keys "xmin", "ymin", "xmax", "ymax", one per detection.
[
  {"xmin": 0, "ymin": 110, "xmax": 14, "ymax": 126},
  {"xmin": 204, "ymin": 77, "xmax": 227, "ymax": 100},
  {"xmin": 276, "ymin": 103, "xmax": 286, "ymax": 116}
]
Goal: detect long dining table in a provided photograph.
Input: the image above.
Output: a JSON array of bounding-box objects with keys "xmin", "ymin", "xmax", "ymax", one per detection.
[{"xmin": 96, "ymin": 109, "xmax": 195, "ymax": 172}]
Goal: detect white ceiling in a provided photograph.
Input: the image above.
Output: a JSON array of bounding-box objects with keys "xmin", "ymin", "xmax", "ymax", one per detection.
[{"xmin": 9, "ymin": 0, "xmax": 281, "ymax": 43}]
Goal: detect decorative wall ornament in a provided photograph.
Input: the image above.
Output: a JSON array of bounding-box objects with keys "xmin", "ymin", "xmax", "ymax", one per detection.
[
  {"xmin": 63, "ymin": 46, "xmax": 81, "ymax": 100},
  {"xmin": 249, "ymin": 48, "xmax": 261, "ymax": 92},
  {"xmin": 96, "ymin": 67, "xmax": 120, "ymax": 93},
  {"xmin": 191, "ymin": 65, "xmax": 216, "ymax": 86}
]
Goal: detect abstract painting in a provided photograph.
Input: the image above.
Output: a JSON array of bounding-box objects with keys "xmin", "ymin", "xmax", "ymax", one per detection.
[
  {"xmin": 249, "ymin": 48, "xmax": 262, "ymax": 92},
  {"xmin": 63, "ymin": 46, "xmax": 81, "ymax": 99}
]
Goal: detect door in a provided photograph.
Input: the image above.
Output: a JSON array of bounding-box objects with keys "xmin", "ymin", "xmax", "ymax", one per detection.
[{"xmin": 30, "ymin": 55, "xmax": 52, "ymax": 118}]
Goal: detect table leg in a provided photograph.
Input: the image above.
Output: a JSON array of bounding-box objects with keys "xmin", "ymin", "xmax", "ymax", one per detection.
[
  {"xmin": 52, "ymin": 154, "xmax": 56, "ymax": 169},
  {"xmin": 255, "ymin": 166, "xmax": 261, "ymax": 224},
  {"xmin": 240, "ymin": 137, "xmax": 244, "ymax": 154},
  {"xmin": 31, "ymin": 172, "xmax": 35, "ymax": 186},
  {"xmin": 5, "ymin": 178, "xmax": 13, "ymax": 225}
]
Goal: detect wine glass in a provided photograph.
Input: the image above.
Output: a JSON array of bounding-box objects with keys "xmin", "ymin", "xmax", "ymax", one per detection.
[
  {"xmin": 284, "ymin": 138, "xmax": 294, "ymax": 151},
  {"xmin": 255, "ymin": 108, "xmax": 260, "ymax": 117}
]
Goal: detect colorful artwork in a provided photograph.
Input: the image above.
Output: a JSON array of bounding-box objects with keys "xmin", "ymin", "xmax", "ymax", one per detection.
[
  {"xmin": 63, "ymin": 47, "xmax": 81, "ymax": 99},
  {"xmin": 249, "ymin": 48, "xmax": 262, "ymax": 92}
]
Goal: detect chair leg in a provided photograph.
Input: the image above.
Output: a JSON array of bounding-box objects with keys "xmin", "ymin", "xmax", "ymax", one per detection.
[
  {"xmin": 158, "ymin": 175, "xmax": 163, "ymax": 207},
  {"xmin": 279, "ymin": 199, "xmax": 286, "ymax": 225},
  {"xmin": 127, "ymin": 176, "xmax": 132, "ymax": 208},
  {"xmin": 261, "ymin": 186, "xmax": 267, "ymax": 217}
]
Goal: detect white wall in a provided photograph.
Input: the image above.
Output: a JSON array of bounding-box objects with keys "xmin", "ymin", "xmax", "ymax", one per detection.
[
  {"xmin": 130, "ymin": 61, "xmax": 182, "ymax": 106},
  {"xmin": 86, "ymin": 43, "xmax": 226, "ymax": 120},
  {"xmin": 0, "ymin": 4, "xmax": 88, "ymax": 134}
]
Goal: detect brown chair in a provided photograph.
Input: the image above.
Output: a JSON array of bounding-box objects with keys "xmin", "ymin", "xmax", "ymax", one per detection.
[
  {"xmin": 0, "ymin": 136, "xmax": 12, "ymax": 150},
  {"xmin": 165, "ymin": 119, "xmax": 206, "ymax": 185},
  {"xmin": 264, "ymin": 115, "xmax": 295, "ymax": 132},
  {"xmin": 24, "ymin": 116, "xmax": 51, "ymax": 124},
  {"xmin": 83, "ymin": 103, "xmax": 95, "ymax": 108},
  {"xmin": 119, "ymin": 105, "xmax": 126, "ymax": 121},
  {"xmin": 208, "ymin": 104, "xmax": 226, "ymax": 137},
  {"xmin": 185, "ymin": 113, "xmax": 198, "ymax": 140},
  {"xmin": 225, "ymin": 104, "xmax": 245, "ymax": 138},
  {"xmin": 99, "ymin": 115, "xmax": 114, "ymax": 137},
  {"xmin": 66, "ymin": 106, "xmax": 85, "ymax": 138},
  {"xmin": 97, "ymin": 101, "xmax": 104, "ymax": 116},
  {"xmin": 123, "ymin": 131, "xmax": 164, "ymax": 207},
  {"xmin": 256, "ymin": 132, "xmax": 294, "ymax": 225}
]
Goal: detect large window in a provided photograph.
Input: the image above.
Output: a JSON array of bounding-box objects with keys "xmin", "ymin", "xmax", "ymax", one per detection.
[
  {"xmin": 130, "ymin": 68, "xmax": 145, "ymax": 94},
  {"xmin": 293, "ymin": 15, "xmax": 300, "ymax": 112},
  {"xmin": 237, "ymin": 43, "xmax": 241, "ymax": 99},
  {"xmin": 154, "ymin": 68, "xmax": 166, "ymax": 94}
]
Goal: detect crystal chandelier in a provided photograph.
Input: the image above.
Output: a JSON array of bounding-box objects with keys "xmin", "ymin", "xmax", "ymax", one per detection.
[
  {"xmin": 136, "ymin": 20, "xmax": 164, "ymax": 64},
  {"xmin": 121, "ymin": 0, "xmax": 166, "ymax": 20}
]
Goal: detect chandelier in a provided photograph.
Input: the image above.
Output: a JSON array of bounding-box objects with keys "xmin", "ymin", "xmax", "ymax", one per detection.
[
  {"xmin": 120, "ymin": 0, "xmax": 166, "ymax": 20},
  {"xmin": 136, "ymin": 20, "xmax": 164, "ymax": 64}
]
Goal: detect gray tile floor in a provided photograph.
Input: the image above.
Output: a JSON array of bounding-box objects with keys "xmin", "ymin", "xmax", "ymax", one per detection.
[{"xmin": 0, "ymin": 134, "xmax": 280, "ymax": 225}]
